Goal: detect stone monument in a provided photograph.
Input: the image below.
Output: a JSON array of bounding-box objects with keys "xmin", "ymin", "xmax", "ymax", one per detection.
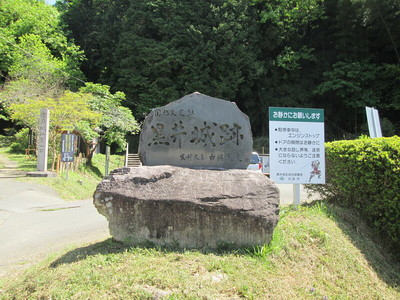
[
  {"xmin": 37, "ymin": 108, "xmax": 50, "ymax": 172},
  {"xmin": 138, "ymin": 92, "xmax": 253, "ymax": 169},
  {"xmin": 94, "ymin": 92, "xmax": 280, "ymax": 249},
  {"xmin": 27, "ymin": 108, "xmax": 56, "ymax": 177}
]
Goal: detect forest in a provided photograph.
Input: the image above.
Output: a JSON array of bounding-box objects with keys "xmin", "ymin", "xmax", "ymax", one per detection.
[{"xmin": 1, "ymin": 0, "xmax": 399, "ymax": 142}]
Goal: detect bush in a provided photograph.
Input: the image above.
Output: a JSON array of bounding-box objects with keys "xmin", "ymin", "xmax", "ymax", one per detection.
[
  {"xmin": 306, "ymin": 136, "xmax": 400, "ymax": 248},
  {"xmin": 9, "ymin": 128, "xmax": 30, "ymax": 153}
]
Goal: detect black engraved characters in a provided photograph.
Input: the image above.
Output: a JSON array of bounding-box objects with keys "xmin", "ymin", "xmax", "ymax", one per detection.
[{"xmin": 147, "ymin": 121, "xmax": 244, "ymax": 148}]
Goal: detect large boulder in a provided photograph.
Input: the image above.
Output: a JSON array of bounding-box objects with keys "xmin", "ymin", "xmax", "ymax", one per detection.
[{"xmin": 94, "ymin": 166, "xmax": 280, "ymax": 249}]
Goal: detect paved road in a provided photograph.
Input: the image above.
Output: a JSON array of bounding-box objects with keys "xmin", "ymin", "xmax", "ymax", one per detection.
[{"xmin": 0, "ymin": 155, "xmax": 109, "ymax": 277}]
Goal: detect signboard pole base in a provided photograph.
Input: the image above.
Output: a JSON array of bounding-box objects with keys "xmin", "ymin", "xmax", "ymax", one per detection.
[{"xmin": 293, "ymin": 184, "xmax": 301, "ymax": 206}]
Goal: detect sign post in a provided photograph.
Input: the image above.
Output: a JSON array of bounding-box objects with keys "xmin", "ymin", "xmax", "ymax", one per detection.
[
  {"xmin": 259, "ymin": 154, "xmax": 270, "ymax": 175},
  {"xmin": 269, "ymin": 107, "xmax": 325, "ymax": 205},
  {"xmin": 365, "ymin": 107, "xmax": 382, "ymax": 138},
  {"xmin": 61, "ymin": 133, "xmax": 75, "ymax": 180}
]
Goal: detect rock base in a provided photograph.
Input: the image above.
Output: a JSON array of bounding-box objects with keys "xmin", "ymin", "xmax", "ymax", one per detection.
[{"xmin": 93, "ymin": 166, "xmax": 280, "ymax": 249}]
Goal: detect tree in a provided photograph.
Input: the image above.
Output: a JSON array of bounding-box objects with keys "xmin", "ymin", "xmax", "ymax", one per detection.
[
  {"xmin": 60, "ymin": 0, "xmax": 400, "ymax": 139},
  {"xmin": 9, "ymin": 83, "xmax": 139, "ymax": 167},
  {"xmin": 61, "ymin": 0, "xmax": 262, "ymax": 116},
  {"xmin": 0, "ymin": 0, "xmax": 84, "ymax": 116},
  {"xmin": 0, "ymin": 0, "xmax": 84, "ymax": 82},
  {"xmin": 78, "ymin": 83, "xmax": 139, "ymax": 163},
  {"xmin": 9, "ymin": 91, "xmax": 100, "ymax": 169},
  {"xmin": 2, "ymin": 34, "xmax": 69, "ymax": 102},
  {"xmin": 363, "ymin": 0, "xmax": 400, "ymax": 65},
  {"xmin": 0, "ymin": 0, "xmax": 85, "ymax": 131},
  {"xmin": 242, "ymin": 0, "xmax": 324, "ymax": 136},
  {"xmin": 310, "ymin": 0, "xmax": 400, "ymax": 136}
]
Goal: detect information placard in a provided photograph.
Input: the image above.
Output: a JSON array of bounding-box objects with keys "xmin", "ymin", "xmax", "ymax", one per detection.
[
  {"xmin": 269, "ymin": 107, "xmax": 325, "ymax": 184},
  {"xmin": 61, "ymin": 133, "xmax": 75, "ymax": 162}
]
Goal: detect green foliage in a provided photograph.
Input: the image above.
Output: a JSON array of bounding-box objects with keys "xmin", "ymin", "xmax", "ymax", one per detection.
[
  {"xmin": 62, "ymin": 0, "xmax": 262, "ymax": 115},
  {"xmin": 58, "ymin": 0, "xmax": 400, "ymax": 137},
  {"xmin": 9, "ymin": 91, "xmax": 100, "ymax": 169},
  {"xmin": 8, "ymin": 127, "xmax": 29, "ymax": 153},
  {"xmin": 0, "ymin": 0, "xmax": 85, "ymax": 126},
  {"xmin": 306, "ymin": 136, "xmax": 400, "ymax": 248},
  {"xmin": 79, "ymin": 83, "xmax": 139, "ymax": 151},
  {"xmin": 0, "ymin": 0, "xmax": 84, "ymax": 83},
  {"xmin": 10, "ymin": 91, "xmax": 100, "ymax": 131},
  {"xmin": 256, "ymin": 0, "xmax": 325, "ymax": 32},
  {"xmin": 314, "ymin": 61, "xmax": 383, "ymax": 108},
  {"xmin": 9, "ymin": 34, "xmax": 66, "ymax": 81},
  {"xmin": 309, "ymin": 0, "xmax": 400, "ymax": 136}
]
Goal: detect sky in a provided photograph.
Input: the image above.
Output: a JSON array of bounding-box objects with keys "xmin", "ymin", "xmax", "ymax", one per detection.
[{"xmin": 45, "ymin": 0, "xmax": 56, "ymax": 5}]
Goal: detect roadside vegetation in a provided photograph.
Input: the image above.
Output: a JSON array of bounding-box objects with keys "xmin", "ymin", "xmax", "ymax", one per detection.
[
  {"xmin": 0, "ymin": 202, "xmax": 399, "ymax": 299},
  {"xmin": 306, "ymin": 136, "xmax": 400, "ymax": 254},
  {"xmin": 0, "ymin": 135, "xmax": 124, "ymax": 200}
]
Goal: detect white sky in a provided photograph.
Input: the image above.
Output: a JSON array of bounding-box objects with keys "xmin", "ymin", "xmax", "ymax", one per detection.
[{"xmin": 45, "ymin": 0, "xmax": 56, "ymax": 5}]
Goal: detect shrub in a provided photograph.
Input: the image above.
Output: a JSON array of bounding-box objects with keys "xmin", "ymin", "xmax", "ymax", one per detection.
[
  {"xmin": 306, "ymin": 136, "xmax": 400, "ymax": 248},
  {"xmin": 9, "ymin": 128, "xmax": 30, "ymax": 153}
]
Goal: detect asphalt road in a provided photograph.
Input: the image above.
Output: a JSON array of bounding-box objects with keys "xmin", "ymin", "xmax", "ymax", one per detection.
[{"xmin": 0, "ymin": 155, "xmax": 109, "ymax": 277}]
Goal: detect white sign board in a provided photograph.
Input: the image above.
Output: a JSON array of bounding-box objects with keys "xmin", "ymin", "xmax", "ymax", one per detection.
[{"xmin": 269, "ymin": 107, "xmax": 325, "ymax": 184}]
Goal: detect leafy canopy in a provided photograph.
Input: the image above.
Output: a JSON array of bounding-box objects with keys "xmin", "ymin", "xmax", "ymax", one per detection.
[
  {"xmin": 9, "ymin": 91, "xmax": 100, "ymax": 134},
  {"xmin": 79, "ymin": 83, "xmax": 139, "ymax": 150}
]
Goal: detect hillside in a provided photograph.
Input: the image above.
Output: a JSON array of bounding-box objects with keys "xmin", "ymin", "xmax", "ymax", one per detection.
[{"xmin": 1, "ymin": 202, "xmax": 399, "ymax": 299}]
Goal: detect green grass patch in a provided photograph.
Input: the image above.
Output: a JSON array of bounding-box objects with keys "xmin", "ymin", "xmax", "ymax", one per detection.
[
  {"xmin": 39, "ymin": 207, "xmax": 80, "ymax": 212},
  {"xmin": 29, "ymin": 170, "xmax": 103, "ymax": 200},
  {"xmin": 0, "ymin": 140, "xmax": 125, "ymax": 200},
  {"xmin": 0, "ymin": 147, "xmax": 37, "ymax": 171},
  {"xmin": 1, "ymin": 202, "xmax": 399, "ymax": 299}
]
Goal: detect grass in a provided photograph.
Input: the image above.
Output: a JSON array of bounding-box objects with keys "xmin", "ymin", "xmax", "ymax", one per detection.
[
  {"xmin": 39, "ymin": 207, "xmax": 80, "ymax": 212},
  {"xmin": 0, "ymin": 136, "xmax": 125, "ymax": 200},
  {"xmin": 0, "ymin": 202, "xmax": 399, "ymax": 299}
]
